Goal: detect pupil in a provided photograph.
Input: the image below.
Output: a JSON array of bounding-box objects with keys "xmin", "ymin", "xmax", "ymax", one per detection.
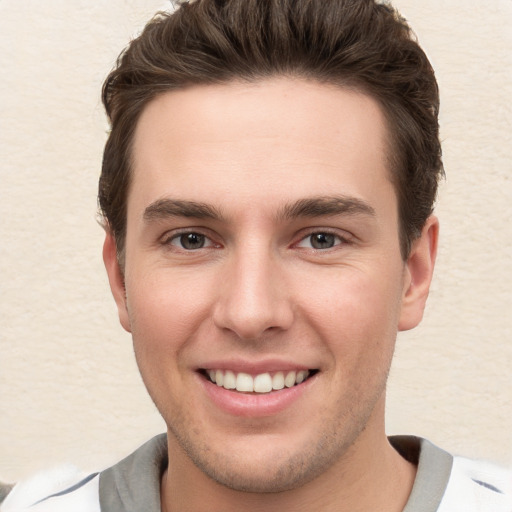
[
  {"xmin": 311, "ymin": 233, "xmax": 335, "ymax": 249},
  {"xmin": 181, "ymin": 233, "xmax": 205, "ymax": 250}
]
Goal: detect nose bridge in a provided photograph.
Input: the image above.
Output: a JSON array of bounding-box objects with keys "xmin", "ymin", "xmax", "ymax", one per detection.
[{"xmin": 213, "ymin": 240, "xmax": 292, "ymax": 339}]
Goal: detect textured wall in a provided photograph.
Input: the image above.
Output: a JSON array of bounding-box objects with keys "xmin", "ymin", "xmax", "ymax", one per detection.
[{"xmin": 0, "ymin": 0, "xmax": 511, "ymax": 482}]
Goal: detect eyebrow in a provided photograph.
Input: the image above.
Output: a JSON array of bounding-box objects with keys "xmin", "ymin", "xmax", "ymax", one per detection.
[
  {"xmin": 142, "ymin": 195, "xmax": 375, "ymax": 223},
  {"xmin": 143, "ymin": 199, "xmax": 225, "ymax": 222},
  {"xmin": 277, "ymin": 195, "xmax": 376, "ymax": 220}
]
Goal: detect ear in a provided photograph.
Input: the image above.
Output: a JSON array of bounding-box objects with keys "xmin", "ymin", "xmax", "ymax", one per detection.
[
  {"xmin": 103, "ymin": 231, "xmax": 132, "ymax": 333},
  {"xmin": 398, "ymin": 215, "xmax": 439, "ymax": 331}
]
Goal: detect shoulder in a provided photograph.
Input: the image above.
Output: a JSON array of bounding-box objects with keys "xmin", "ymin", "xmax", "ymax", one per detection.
[
  {"xmin": 0, "ymin": 466, "xmax": 100, "ymax": 512},
  {"xmin": 0, "ymin": 435, "xmax": 167, "ymax": 512},
  {"xmin": 391, "ymin": 436, "xmax": 512, "ymax": 512},
  {"xmin": 439, "ymin": 455, "xmax": 512, "ymax": 512}
]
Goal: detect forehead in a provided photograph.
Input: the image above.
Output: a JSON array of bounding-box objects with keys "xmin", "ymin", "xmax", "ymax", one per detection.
[{"xmin": 129, "ymin": 78, "xmax": 395, "ymax": 220}]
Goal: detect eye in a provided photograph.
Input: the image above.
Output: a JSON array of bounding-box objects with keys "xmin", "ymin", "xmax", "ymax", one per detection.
[
  {"xmin": 168, "ymin": 232, "xmax": 213, "ymax": 250},
  {"xmin": 297, "ymin": 232, "xmax": 343, "ymax": 250}
]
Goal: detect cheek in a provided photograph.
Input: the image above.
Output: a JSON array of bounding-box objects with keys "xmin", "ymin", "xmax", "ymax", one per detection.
[
  {"xmin": 127, "ymin": 268, "xmax": 211, "ymax": 331},
  {"xmin": 300, "ymin": 267, "xmax": 403, "ymax": 356},
  {"xmin": 125, "ymin": 267, "xmax": 223, "ymax": 393},
  {"xmin": 124, "ymin": 276, "xmax": 202, "ymax": 369},
  {"xmin": 125, "ymin": 280, "xmax": 195, "ymax": 414}
]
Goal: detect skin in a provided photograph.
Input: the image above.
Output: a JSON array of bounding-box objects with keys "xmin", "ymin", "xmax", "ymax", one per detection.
[{"xmin": 104, "ymin": 78, "xmax": 438, "ymax": 512}]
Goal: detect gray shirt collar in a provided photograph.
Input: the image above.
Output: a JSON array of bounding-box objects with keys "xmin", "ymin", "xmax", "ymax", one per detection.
[
  {"xmin": 390, "ymin": 436, "xmax": 453, "ymax": 512},
  {"xmin": 99, "ymin": 434, "xmax": 453, "ymax": 512}
]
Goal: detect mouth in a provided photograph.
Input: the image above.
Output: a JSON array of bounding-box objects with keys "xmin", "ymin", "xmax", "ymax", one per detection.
[{"xmin": 200, "ymin": 369, "xmax": 319, "ymax": 394}]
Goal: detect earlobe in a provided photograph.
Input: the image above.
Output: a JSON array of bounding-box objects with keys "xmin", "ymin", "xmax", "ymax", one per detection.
[
  {"xmin": 398, "ymin": 216, "xmax": 439, "ymax": 331},
  {"xmin": 103, "ymin": 232, "xmax": 132, "ymax": 333}
]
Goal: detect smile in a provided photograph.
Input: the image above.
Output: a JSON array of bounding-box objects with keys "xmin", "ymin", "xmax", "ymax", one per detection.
[{"xmin": 204, "ymin": 369, "xmax": 316, "ymax": 393}]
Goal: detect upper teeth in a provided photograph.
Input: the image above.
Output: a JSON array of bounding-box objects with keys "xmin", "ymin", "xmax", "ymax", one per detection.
[{"xmin": 207, "ymin": 370, "xmax": 310, "ymax": 393}]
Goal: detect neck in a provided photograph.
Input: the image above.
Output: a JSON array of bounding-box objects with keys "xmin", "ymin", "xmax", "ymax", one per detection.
[{"xmin": 161, "ymin": 421, "xmax": 416, "ymax": 512}]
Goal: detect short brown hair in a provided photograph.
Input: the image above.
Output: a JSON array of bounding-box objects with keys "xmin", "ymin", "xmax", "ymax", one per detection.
[{"xmin": 100, "ymin": 0, "xmax": 443, "ymax": 261}]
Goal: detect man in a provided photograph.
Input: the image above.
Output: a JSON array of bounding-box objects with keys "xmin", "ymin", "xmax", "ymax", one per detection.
[{"xmin": 2, "ymin": 1, "xmax": 510, "ymax": 511}]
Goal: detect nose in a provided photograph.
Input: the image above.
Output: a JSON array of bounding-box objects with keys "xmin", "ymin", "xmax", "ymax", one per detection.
[{"xmin": 212, "ymin": 245, "xmax": 294, "ymax": 340}]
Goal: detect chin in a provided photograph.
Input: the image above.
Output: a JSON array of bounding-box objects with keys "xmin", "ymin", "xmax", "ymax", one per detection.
[
  {"xmin": 195, "ymin": 453, "xmax": 326, "ymax": 493},
  {"xmin": 172, "ymin": 427, "xmax": 355, "ymax": 494}
]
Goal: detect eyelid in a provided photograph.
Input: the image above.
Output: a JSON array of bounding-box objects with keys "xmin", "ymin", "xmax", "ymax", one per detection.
[
  {"xmin": 294, "ymin": 228, "xmax": 353, "ymax": 249},
  {"xmin": 160, "ymin": 228, "xmax": 220, "ymax": 249}
]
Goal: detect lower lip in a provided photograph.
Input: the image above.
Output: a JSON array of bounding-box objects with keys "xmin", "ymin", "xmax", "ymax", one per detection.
[{"xmin": 199, "ymin": 374, "xmax": 315, "ymax": 417}]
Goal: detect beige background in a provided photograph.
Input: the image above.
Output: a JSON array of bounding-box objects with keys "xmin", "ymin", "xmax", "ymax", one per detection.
[{"xmin": 1, "ymin": 0, "xmax": 511, "ymax": 482}]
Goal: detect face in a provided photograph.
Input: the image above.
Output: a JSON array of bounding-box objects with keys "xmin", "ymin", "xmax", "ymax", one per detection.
[{"xmin": 104, "ymin": 78, "xmax": 437, "ymax": 492}]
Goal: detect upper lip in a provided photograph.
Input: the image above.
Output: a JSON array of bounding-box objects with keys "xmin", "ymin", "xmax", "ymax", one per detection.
[{"xmin": 196, "ymin": 358, "xmax": 316, "ymax": 374}]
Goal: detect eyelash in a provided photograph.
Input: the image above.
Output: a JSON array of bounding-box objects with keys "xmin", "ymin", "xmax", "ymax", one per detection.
[
  {"xmin": 161, "ymin": 230, "xmax": 218, "ymax": 251},
  {"xmin": 295, "ymin": 230, "xmax": 350, "ymax": 251},
  {"xmin": 161, "ymin": 228, "xmax": 352, "ymax": 253}
]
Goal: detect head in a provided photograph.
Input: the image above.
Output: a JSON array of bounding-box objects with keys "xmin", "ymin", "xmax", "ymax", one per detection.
[
  {"xmin": 99, "ymin": 0, "xmax": 443, "ymax": 266},
  {"xmin": 100, "ymin": 0, "xmax": 441, "ymax": 497}
]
